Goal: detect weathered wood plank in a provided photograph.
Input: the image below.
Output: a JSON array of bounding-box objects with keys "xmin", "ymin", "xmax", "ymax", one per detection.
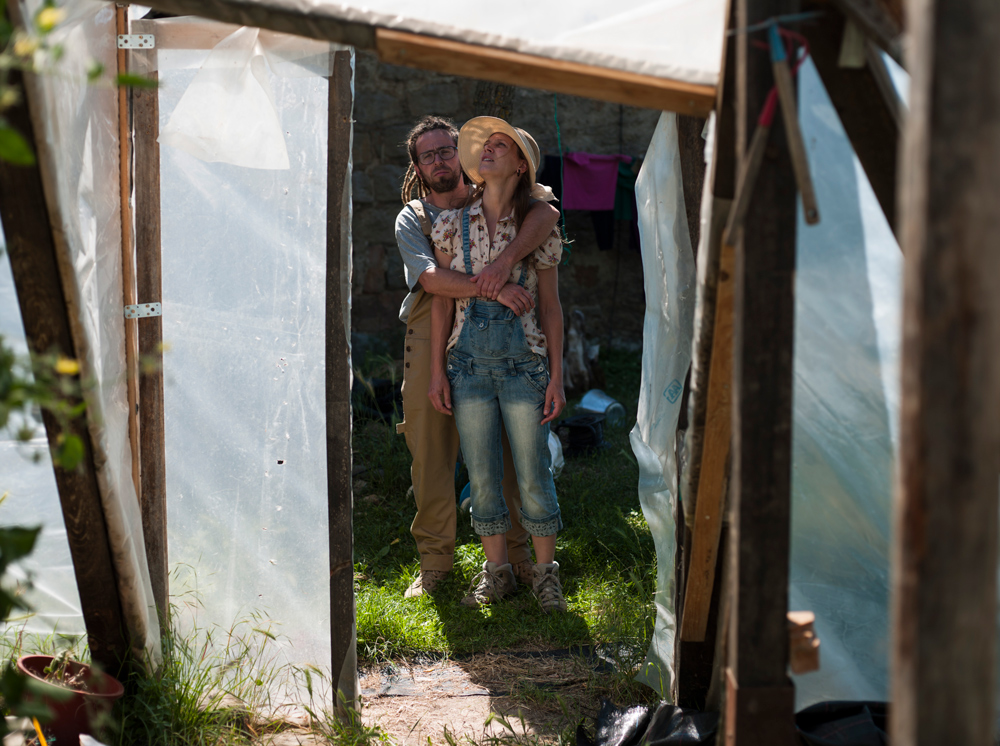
[
  {"xmin": 327, "ymin": 49, "xmax": 358, "ymax": 716},
  {"xmin": 891, "ymin": 1, "xmax": 1000, "ymax": 744},
  {"xmin": 724, "ymin": 0, "xmax": 798, "ymax": 741},
  {"xmin": 116, "ymin": 5, "xmax": 141, "ymax": 502},
  {"xmin": 830, "ymin": 0, "xmax": 904, "ymax": 64},
  {"xmin": 0, "ymin": 67, "xmax": 129, "ymax": 673},
  {"xmin": 680, "ymin": 238, "xmax": 734, "ymax": 643},
  {"xmin": 802, "ymin": 4, "xmax": 900, "ymax": 236},
  {"xmin": 375, "ymin": 29, "xmax": 716, "ymax": 116},
  {"xmin": 133, "ymin": 73, "xmax": 169, "ymax": 622}
]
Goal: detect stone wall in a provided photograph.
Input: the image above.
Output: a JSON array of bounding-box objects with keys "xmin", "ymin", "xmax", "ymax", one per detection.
[{"xmin": 351, "ymin": 50, "xmax": 663, "ymax": 361}]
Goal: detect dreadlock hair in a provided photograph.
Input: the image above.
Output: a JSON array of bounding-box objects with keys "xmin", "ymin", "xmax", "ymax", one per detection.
[
  {"xmin": 400, "ymin": 116, "xmax": 460, "ymax": 205},
  {"xmin": 465, "ymin": 143, "xmax": 533, "ymax": 231}
]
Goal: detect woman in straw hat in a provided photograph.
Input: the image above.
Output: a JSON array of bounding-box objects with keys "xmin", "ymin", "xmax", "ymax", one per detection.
[{"xmin": 427, "ymin": 116, "xmax": 568, "ymax": 613}]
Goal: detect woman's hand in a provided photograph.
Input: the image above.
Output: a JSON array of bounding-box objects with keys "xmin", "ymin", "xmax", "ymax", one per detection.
[
  {"xmin": 428, "ymin": 369, "xmax": 453, "ymax": 416},
  {"xmin": 540, "ymin": 378, "xmax": 565, "ymax": 425},
  {"xmin": 496, "ymin": 283, "xmax": 534, "ymax": 316}
]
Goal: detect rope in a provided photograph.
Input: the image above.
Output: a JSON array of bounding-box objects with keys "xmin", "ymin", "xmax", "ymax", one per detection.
[{"xmin": 553, "ymin": 93, "xmax": 571, "ymax": 261}]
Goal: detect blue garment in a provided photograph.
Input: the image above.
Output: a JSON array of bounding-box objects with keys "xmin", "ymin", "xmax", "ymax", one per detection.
[{"xmin": 447, "ymin": 209, "xmax": 562, "ymax": 538}]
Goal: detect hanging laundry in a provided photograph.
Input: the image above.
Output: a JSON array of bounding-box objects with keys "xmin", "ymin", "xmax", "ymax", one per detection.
[
  {"xmin": 540, "ymin": 155, "xmax": 564, "ymax": 202},
  {"xmin": 562, "ymin": 152, "xmax": 632, "ymax": 211}
]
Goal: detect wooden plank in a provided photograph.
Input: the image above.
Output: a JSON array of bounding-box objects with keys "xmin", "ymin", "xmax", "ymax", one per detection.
[
  {"xmin": 891, "ymin": 0, "xmax": 1000, "ymax": 744},
  {"xmin": 674, "ymin": 0, "xmax": 736, "ymax": 706},
  {"xmin": 132, "ymin": 0, "xmax": 377, "ymax": 48},
  {"xmin": 327, "ymin": 49, "xmax": 358, "ymax": 716},
  {"xmin": 802, "ymin": 4, "xmax": 900, "ymax": 236},
  {"xmin": 830, "ymin": 0, "xmax": 904, "ymax": 64},
  {"xmin": 724, "ymin": 0, "xmax": 798, "ymax": 741},
  {"xmin": 375, "ymin": 29, "xmax": 716, "ymax": 116},
  {"xmin": 117, "ymin": 5, "xmax": 141, "ymax": 503},
  {"xmin": 133, "ymin": 73, "xmax": 169, "ymax": 622},
  {"xmin": 0, "ymin": 67, "xmax": 130, "ymax": 673},
  {"xmin": 680, "ymin": 238, "xmax": 735, "ymax": 643}
]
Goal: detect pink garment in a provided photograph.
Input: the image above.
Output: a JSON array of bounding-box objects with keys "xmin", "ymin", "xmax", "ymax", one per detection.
[{"xmin": 561, "ymin": 152, "xmax": 632, "ymax": 211}]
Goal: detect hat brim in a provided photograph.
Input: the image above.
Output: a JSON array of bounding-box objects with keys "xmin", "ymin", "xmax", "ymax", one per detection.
[{"xmin": 459, "ymin": 116, "xmax": 537, "ymax": 187}]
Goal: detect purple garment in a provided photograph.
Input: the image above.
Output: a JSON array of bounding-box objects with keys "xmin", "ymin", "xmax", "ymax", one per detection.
[{"xmin": 561, "ymin": 152, "xmax": 631, "ymax": 211}]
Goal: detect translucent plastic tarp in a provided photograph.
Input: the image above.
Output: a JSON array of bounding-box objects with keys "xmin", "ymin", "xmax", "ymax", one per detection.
[
  {"xmin": 11, "ymin": 0, "xmax": 159, "ymax": 661},
  {"xmin": 630, "ymin": 113, "xmax": 696, "ymax": 697},
  {"xmin": 154, "ymin": 28, "xmax": 337, "ymax": 676},
  {"xmin": 0, "ymin": 240, "xmax": 85, "ymax": 636},
  {"xmin": 143, "ymin": 0, "xmax": 726, "ymax": 86},
  {"xmin": 131, "ymin": 17, "xmax": 336, "ymax": 169},
  {"xmin": 788, "ymin": 58, "xmax": 901, "ymax": 709}
]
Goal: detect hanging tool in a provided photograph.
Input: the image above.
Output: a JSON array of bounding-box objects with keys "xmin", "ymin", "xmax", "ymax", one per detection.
[
  {"xmin": 769, "ymin": 23, "xmax": 820, "ymax": 224},
  {"xmin": 723, "ymin": 87, "xmax": 779, "ymax": 247}
]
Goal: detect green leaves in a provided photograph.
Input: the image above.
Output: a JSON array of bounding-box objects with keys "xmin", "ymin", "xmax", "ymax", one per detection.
[
  {"xmin": 0, "ymin": 124, "xmax": 35, "ymax": 166},
  {"xmin": 116, "ymin": 73, "xmax": 158, "ymax": 89}
]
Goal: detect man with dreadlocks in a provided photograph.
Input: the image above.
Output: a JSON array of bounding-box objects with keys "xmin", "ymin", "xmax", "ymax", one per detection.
[{"xmin": 395, "ymin": 115, "xmax": 560, "ymax": 598}]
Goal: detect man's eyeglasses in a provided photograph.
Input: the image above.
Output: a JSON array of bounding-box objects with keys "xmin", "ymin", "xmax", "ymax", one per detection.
[{"xmin": 417, "ymin": 146, "xmax": 458, "ymax": 166}]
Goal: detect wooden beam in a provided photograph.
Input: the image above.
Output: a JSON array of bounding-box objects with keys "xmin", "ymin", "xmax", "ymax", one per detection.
[
  {"xmin": 0, "ymin": 67, "xmax": 130, "ymax": 673},
  {"xmin": 802, "ymin": 4, "xmax": 900, "ymax": 236},
  {"xmin": 375, "ymin": 29, "xmax": 716, "ymax": 116},
  {"xmin": 133, "ymin": 0, "xmax": 376, "ymax": 48},
  {"xmin": 680, "ymin": 238, "xmax": 735, "ymax": 643},
  {"xmin": 327, "ymin": 48, "xmax": 358, "ymax": 717},
  {"xmin": 891, "ymin": 0, "xmax": 1000, "ymax": 744},
  {"xmin": 724, "ymin": 0, "xmax": 798, "ymax": 742},
  {"xmin": 830, "ymin": 0, "xmax": 904, "ymax": 65},
  {"xmin": 674, "ymin": 0, "xmax": 737, "ymax": 707},
  {"xmin": 133, "ymin": 72, "xmax": 169, "ymax": 621},
  {"xmin": 116, "ymin": 5, "xmax": 141, "ymax": 503}
]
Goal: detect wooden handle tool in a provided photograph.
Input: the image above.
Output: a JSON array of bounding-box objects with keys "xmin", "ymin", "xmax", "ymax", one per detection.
[
  {"xmin": 769, "ymin": 24, "xmax": 820, "ymax": 225},
  {"xmin": 723, "ymin": 87, "xmax": 779, "ymax": 246}
]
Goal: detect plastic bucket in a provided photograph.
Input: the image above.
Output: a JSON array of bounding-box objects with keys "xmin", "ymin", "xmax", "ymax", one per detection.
[{"xmin": 578, "ymin": 389, "xmax": 626, "ymax": 425}]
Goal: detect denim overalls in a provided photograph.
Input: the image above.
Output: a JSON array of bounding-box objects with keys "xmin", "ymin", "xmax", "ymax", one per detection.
[{"xmin": 447, "ymin": 209, "xmax": 563, "ymax": 538}]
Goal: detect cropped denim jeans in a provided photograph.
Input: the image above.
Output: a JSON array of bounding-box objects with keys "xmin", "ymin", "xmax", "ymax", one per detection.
[{"xmin": 448, "ymin": 347, "xmax": 562, "ymax": 537}]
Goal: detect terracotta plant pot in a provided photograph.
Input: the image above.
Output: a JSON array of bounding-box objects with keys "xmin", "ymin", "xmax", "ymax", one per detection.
[{"xmin": 16, "ymin": 654, "xmax": 124, "ymax": 745}]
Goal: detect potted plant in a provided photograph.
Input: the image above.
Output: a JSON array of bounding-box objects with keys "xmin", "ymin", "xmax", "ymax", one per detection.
[{"xmin": 16, "ymin": 651, "xmax": 124, "ymax": 744}]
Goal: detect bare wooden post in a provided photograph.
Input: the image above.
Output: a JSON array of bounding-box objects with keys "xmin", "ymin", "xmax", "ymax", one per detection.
[
  {"xmin": 674, "ymin": 0, "xmax": 736, "ymax": 710},
  {"xmin": 116, "ymin": 3, "xmax": 142, "ymax": 502},
  {"xmin": 801, "ymin": 4, "xmax": 900, "ymax": 235},
  {"xmin": 133, "ymin": 70, "xmax": 169, "ymax": 622},
  {"xmin": 0, "ymin": 67, "xmax": 130, "ymax": 673},
  {"xmin": 724, "ymin": 0, "xmax": 798, "ymax": 742},
  {"xmin": 327, "ymin": 48, "xmax": 358, "ymax": 716},
  {"xmin": 891, "ymin": 0, "xmax": 1000, "ymax": 744}
]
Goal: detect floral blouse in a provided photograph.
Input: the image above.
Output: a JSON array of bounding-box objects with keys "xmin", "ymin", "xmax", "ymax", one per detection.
[{"xmin": 431, "ymin": 199, "xmax": 563, "ymax": 356}]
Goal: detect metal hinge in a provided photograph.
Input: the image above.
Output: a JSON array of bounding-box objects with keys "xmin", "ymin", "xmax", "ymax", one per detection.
[
  {"xmin": 117, "ymin": 34, "xmax": 155, "ymax": 49},
  {"xmin": 124, "ymin": 303, "xmax": 161, "ymax": 319}
]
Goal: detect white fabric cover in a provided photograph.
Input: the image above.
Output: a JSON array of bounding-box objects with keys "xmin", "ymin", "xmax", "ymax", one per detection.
[
  {"xmin": 630, "ymin": 112, "xmax": 696, "ymax": 696},
  {"xmin": 14, "ymin": 0, "xmax": 160, "ymax": 662},
  {"xmin": 144, "ymin": 0, "xmax": 726, "ymax": 86}
]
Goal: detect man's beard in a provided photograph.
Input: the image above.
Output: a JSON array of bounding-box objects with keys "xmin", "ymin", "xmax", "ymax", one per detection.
[{"xmin": 426, "ymin": 171, "xmax": 460, "ymax": 193}]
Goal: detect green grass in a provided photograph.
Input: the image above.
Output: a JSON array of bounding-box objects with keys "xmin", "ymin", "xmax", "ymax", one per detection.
[{"xmin": 352, "ymin": 348, "xmax": 657, "ymax": 670}]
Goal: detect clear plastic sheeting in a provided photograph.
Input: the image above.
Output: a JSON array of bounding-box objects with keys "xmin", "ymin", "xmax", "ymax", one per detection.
[
  {"xmin": 14, "ymin": 0, "xmax": 159, "ymax": 662},
  {"xmin": 149, "ymin": 20, "xmax": 337, "ymax": 169},
  {"xmin": 156, "ymin": 31, "xmax": 334, "ymax": 672},
  {"xmin": 141, "ymin": 0, "xmax": 726, "ymax": 87},
  {"xmin": 630, "ymin": 112, "xmax": 696, "ymax": 697},
  {"xmin": 0, "ymin": 244, "xmax": 84, "ymax": 637},
  {"xmin": 788, "ymin": 59, "xmax": 901, "ymax": 708}
]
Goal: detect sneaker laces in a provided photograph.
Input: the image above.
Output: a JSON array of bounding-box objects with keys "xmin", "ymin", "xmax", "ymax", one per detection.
[{"xmin": 534, "ymin": 570, "xmax": 564, "ymax": 610}]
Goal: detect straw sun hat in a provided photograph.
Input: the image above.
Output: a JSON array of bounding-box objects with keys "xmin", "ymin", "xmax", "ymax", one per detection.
[{"xmin": 458, "ymin": 116, "xmax": 541, "ymax": 187}]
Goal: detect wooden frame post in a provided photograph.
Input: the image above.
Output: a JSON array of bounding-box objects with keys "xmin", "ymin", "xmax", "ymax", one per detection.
[
  {"xmin": 133, "ymin": 60, "xmax": 169, "ymax": 621},
  {"xmin": 801, "ymin": 3, "xmax": 900, "ymax": 236},
  {"xmin": 674, "ymin": 0, "xmax": 737, "ymax": 710},
  {"xmin": 724, "ymin": 0, "xmax": 798, "ymax": 742},
  {"xmin": 0, "ymin": 66, "xmax": 130, "ymax": 673},
  {"xmin": 326, "ymin": 48, "xmax": 358, "ymax": 716},
  {"xmin": 891, "ymin": 0, "xmax": 1000, "ymax": 743}
]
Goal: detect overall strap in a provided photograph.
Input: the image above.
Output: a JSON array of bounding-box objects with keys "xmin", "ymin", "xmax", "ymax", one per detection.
[
  {"xmin": 461, "ymin": 208, "xmax": 474, "ymax": 276},
  {"xmin": 515, "ymin": 258, "xmax": 527, "ymax": 288}
]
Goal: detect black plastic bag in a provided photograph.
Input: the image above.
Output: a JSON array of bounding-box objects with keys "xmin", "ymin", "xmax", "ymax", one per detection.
[
  {"xmin": 577, "ymin": 699, "xmax": 717, "ymax": 746},
  {"xmin": 795, "ymin": 701, "xmax": 888, "ymax": 746}
]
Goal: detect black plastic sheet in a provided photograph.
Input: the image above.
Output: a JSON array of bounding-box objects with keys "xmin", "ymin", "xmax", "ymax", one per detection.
[
  {"xmin": 577, "ymin": 700, "xmax": 718, "ymax": 746},
  {"xmin": 795, "ymin": 701, "xmax": 888, "ymax": 746}
]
